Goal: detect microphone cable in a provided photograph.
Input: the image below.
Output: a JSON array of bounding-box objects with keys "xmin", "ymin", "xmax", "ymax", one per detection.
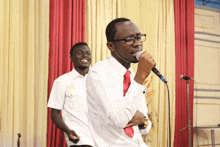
[
  {"xmin": 165, "ymin": 82, "xmax": 171, "ymax": 147},
  {"xmin": 136, "ymin": 51, "xmax": 171, "ymax": 146}
]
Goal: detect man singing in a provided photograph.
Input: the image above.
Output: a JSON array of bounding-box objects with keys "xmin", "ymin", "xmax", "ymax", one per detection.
[{"xmin": 86, "ymin": 18, "xmax": 153, "ymax": 147}]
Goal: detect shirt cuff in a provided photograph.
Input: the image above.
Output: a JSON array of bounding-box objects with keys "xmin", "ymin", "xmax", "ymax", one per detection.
[
  {"xmin": 129, "ymin": 79, "xmax": 148, "ymax": 94},
  {"xmin": 140, "ymin": 120, "xmax": 152, "ymax": 135}
]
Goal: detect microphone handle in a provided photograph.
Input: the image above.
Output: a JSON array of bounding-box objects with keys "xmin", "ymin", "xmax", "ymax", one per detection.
[
  {"xmin": 152, "ymin": 67, "xmax": 162, "ymax": 79},
  {"xmin": 152, "ymin": 67, "xmax": 167, "ymax": 83}
]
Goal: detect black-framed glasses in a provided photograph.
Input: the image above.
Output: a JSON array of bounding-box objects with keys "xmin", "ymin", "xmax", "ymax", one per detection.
[{"xmin": 112, "ymin": 34, "xmax": 146, "ymax": 45}]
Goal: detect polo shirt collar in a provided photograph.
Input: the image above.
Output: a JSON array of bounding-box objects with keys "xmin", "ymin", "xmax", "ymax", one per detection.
[{"xmin": 69, "ymin": 68, "xmax": 87, "ymax": 79}]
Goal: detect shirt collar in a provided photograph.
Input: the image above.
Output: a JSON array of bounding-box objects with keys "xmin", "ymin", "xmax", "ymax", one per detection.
[
  {"xmin": 108, "ymin": 55, "xmax": 133, "ymax": 78},
  {"xmin": 69, "ymin": 68, "xmax": 87, "ymax": 79}
]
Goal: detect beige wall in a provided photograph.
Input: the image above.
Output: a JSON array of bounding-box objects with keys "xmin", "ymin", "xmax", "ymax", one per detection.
[{"xmin": 194, "ymin": 5, "xmax": 220, "ymax": 147}]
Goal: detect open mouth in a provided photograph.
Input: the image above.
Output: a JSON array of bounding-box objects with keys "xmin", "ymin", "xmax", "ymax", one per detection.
[{"xmin": 81, "ymin": 59, "xmax": 89, "ymax": 64}]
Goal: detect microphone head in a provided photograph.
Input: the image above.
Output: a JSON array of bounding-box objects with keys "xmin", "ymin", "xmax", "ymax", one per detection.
[
  {"xmin": 179, "ymin": 75, "xmax": 184, "ymax": 79},
  {"xmin": 136, "ymin": 51, "xmax": 144, "ymax": 61},
  {"xmin": 18, "ymin": 133, "xmax": 21, "ymax": 137},
  {"xmin": 179, "ymin": 75, "xmax": 194, "ymax": 80}
]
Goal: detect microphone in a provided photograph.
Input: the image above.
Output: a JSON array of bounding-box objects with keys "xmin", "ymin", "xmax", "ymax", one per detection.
[
  {"xmin": 136, "ymin": 51, "xmax": 167, "ymax": 83},
  {"xmin": 179, "ymin": 75, "xmax": 194, "ymax": 80}
]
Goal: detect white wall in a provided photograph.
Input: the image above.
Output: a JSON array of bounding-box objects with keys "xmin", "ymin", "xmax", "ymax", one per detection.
[{"xmin": 194, "ymin": 4, "xmax": 220, "ymax": 147}]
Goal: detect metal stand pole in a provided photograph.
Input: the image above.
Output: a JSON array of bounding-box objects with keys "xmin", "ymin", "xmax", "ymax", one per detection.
[
  {"xmin": 180, "ymin": 80, "xmax": 192, "ymax": 147},
  {"xmin": 17, "ymin": 133, "xmax": 21, "ymax": 147},
  {"xmin": 187, "ymin": 80, "xmax": 192, "ymax": 147}
]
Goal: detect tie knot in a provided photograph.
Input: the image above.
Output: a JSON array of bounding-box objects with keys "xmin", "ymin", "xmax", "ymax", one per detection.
[{"xmin": 124, "ymin": 70, "xmax": 130, "ymax": 79}]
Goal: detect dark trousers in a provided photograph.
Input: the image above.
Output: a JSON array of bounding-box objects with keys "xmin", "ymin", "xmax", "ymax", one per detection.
[{"xmin": 70, "ymin": 145, "xmax": 92, "ymax": 147}]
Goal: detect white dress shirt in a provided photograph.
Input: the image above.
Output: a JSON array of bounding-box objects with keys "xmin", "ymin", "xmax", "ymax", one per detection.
[
  {"xmin": 86, "ymin": 55, "xmax": 152, "ymax": 147},
  {"xmin": 47, "ymin": 68, "xmax": 94, "ymax": 146}
]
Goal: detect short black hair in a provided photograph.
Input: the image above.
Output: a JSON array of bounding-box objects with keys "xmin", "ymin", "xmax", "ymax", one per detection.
[
  {"xmin": 70, "ymin": 42, "xmax": 89, "ymax": 56},
  {"xmin": 105, "ymin": 18, "xmax": 130, "ymax": 42}
]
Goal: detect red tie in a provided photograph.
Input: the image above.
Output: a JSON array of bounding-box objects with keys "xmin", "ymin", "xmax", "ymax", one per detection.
[{"xmin": 123, "ymin": 70, "xmax": 134, "ymax": 137}]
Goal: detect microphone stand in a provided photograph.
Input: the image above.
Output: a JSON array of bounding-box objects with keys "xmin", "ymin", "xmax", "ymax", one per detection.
[
  {"xmin": 180, "ymin": 79, "xmax": 192, "ymax": 147},
  {"xmin": 17, "ymin": 133, "xmax": 21, "ymax": 147}
]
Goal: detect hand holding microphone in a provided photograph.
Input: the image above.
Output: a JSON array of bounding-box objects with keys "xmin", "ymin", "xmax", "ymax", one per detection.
[
  {"xmin": 134, "ymin": 51, "xmax": 155, "ymax": 84},
  {"xmin": 135, "ymin": 51, "xmax": 167, "ymax": 84}
]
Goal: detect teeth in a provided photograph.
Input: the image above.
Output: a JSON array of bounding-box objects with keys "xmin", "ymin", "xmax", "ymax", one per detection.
[{"xmin": 81, "ymin": 59, "xmax": 88, "ymax": 62}]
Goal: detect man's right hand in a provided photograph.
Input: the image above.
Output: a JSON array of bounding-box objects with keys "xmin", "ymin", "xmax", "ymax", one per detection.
[
  {"xmin": 134, "ymin": 51, "xmax": 156, "ymax": 85},
  {"xmin": 67, "ymin": 130, "xmax": 80, "ymax": 144},
  {"xmin": 51, "ymin": 108, "xmax": 80, "ymax": 144}
]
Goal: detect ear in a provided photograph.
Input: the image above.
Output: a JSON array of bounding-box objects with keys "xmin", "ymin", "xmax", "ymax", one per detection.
[
  {"xmin": 107, "ymin": 42, "xmax": 115, "ymax": 52},
  {"xmin": 70, "ymin": 55, "xmax": 74, "ymax": 63}
]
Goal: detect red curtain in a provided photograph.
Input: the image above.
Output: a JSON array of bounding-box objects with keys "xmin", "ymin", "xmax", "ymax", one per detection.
[
  {"xmin": 174, "ymin": 0, "xmax": 194, "ymax": 147},
  {"xmin": 47, "ymin": 0, "xmax": 85, "ymax": 146}
]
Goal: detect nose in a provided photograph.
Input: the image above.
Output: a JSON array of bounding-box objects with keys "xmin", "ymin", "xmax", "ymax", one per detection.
[
  {"xmin": 82, "ymin": 52, "xmax": 87, "ymax": 57},
  {"xmin": 133, "ymin": 39, "xmax": 142, "ymax": 46}
]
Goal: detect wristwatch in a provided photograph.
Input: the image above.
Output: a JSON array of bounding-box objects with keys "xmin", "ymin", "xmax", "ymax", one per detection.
[
  {"xmin": 143, "ymin": 117, "xmax": 148, "ymax": 128},
  {"xmin": 138, "ymin": 116, "xmax": 148, "ymax": 129}
]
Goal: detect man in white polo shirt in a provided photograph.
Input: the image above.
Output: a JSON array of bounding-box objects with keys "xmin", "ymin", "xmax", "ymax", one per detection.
[{"xmin": 48, "ymin": 42, "xmax": 94, "ymax": 147}]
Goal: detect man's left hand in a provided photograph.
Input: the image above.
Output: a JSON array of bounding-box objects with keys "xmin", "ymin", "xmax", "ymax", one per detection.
[{"xmin": 125, "ymin": 110, "xmax": 145, "ymax": 128}]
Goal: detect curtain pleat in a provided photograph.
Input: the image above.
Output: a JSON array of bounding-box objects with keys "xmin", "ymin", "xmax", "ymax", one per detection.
[
  {"xmin": 174, "ymin": 0, "xmax": 194, "ymax": 147},
  {"xmin": 0, "ymin": 0, "xmax": 49, "ymax": 146},
  {"xmin": 120, "ymin": 1, "xmax": 175, "ymax": 147},
  {"xmin": 154, "ymin": 1, "xmax": 176, "ymax": 146},
  {"xmin": 86, "ymin": 0, "xmax": 120, "ymax": 65},
  {"xmin": 46, "ymin": 0, "xmax": 85, "ymax": 147}
]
